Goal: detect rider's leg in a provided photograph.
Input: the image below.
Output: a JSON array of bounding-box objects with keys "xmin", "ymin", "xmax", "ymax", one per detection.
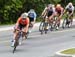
[
  {"xmin": 70, "ymin": 14, "xmax": 73, "ymax": 25},
  {"xmin": 48, "ymin": 15, "xmax": 54, "ymax": 25},
  {"xmin": 29, "ymin": 17, "xmax": 35, "ymax": 33},
  {"xmin": 68, "ymin": 14, "xmax": 73, "ymax": 27},
  {"xmin": 56, "ymin": 14, "xmax": 62, "ymax": 29},
  {"xmin": 48, "ymin": 15, "xmax": 54, "ymax": 30}
]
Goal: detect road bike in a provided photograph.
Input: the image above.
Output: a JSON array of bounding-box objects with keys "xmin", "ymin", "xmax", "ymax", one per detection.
[
  {"xmin": 62, "ymin": 14, "xmax": 73, "ymax": 29},
  {"xmin": 13, "ymin": 30, "xmax": 28, "ymax": 53},
  {"xmin": 39, "ymin": 16, "xmax": 48, "ymax": 34}
]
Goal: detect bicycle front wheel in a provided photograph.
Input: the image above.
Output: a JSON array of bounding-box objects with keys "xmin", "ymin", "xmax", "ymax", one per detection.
[
  {"xmin": 62, "ymin": 19, "xmax": 66, "ymax": 29},
  {"xmin": 13, "ymin": 41, "xmax": 19, "ymax": 53},
  {"xmin": 39, "ymin": 21, "xmax": 45, "ymax": 34}
]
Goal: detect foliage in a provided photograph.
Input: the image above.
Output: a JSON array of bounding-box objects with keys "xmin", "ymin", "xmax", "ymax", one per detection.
[{"xmin": 0, "ymin": 0, "xmax": 74, "ymax": 24}]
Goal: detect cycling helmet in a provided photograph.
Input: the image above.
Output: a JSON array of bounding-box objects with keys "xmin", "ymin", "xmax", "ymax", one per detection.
[
  {"xmin": 29, "ymin": 9, "xmax": 35, "ymax": 12},
  {"xmin": 68, "ymin": 2, "xmax": 73, "ymax": 8},
  {"xmin": 68, "ymin": 2, "xmax": 73, "ymax": 6},
  {"xmin": 47, "ymin": 4, "xmax": 52, "ymax": 7},
  {"xmin": 21, "ymin": 12, "xmax": 28, "ymax": 19}
]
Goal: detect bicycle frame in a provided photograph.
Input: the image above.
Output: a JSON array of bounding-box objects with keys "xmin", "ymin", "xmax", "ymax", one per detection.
[{"xmin": 13, "ymin": 30, "xmax": 23, "ymax": 53}]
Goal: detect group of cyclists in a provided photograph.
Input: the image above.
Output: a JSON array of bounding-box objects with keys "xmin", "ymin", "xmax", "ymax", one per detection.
[
  {"xmin": 41, "ymin": 2, "xmax": 74, "ymax": 30},
  {"xmin": 11, "ymin": 2, "xmax": 74, "ymax": 47}
]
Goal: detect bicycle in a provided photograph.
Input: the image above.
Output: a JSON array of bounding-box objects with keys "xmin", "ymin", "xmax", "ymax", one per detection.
[
  {"xmin": 62, "ymin": 14, "xmax": 72, "ymax": 29},
  {"xmin": 13, "ymin": 30, "xmax": 28, "ymax": 53},
  {"xmin": 39, "ymin": 16, "xmax": 48, "ymax": 34}
]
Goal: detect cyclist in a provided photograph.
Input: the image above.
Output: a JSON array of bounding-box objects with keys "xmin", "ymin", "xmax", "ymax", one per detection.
[
  {"xmin": 41, "ymin": 5, "xmax": 48, "ymax": 19},
  {"xmin": 11, "ymin": 12, "xmax": 30, "ymax": 46},
  {"xmin": 28, "ymin": 9, "xmax": 37, "ymax": 33},
  {"xmin": 65, "ymin": 2, "xmax": 74, "ymax": 26},
  {"xmin": 41, "ymin": 4, "xmax": 55, "ymax": 29},
  {"xmin": 55, "ymin": 4, "xmax": 64, "ymax": 29},
  {"xmin": 48, "ymin": 4, "xmax": 56, "ymax": 24}
]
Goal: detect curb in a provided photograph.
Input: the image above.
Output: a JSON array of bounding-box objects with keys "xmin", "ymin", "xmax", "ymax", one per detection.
[
  {"xmin": 0, "ymin": 19, "xmax": 75, "ymax": 32},
  {"xmin": 55, "ymin": 48, "xmax": 75, "ymax": 57},
  {"xmin": 0, "ymin": 26, "xmax": 14, "ymax": 32},
  {"xmin": 0, "ymin": 23, "xmax": 40, "ymax": 32}
]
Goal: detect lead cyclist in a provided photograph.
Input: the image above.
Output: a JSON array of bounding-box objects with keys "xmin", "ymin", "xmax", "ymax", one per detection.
[{"xmin": 11, "ymin": 13, "xmax": 29, "ymax": 47}]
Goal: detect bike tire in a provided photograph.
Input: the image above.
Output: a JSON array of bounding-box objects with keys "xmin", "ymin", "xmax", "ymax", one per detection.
[
  {"xmin": 62, "ymin": 19, "xmax": 66, "ymax": 29},
  {"xmin": 39, "ymin": 21, "xmax": 43, "ymax": 31},
  {"xmin": 13, "ymin": 46, "xmax": 16, "ymax": 53},
  {"xmin": 44, "ymin": 22, "xmax": 48, "ymax": 34},
  {"xmin": 45, "ymin": 30, "xmax": 47, "ymax": 34},
  {"xmin": 39, "ymin": 22, "xmax": 44, "ymax": 34},
  {"xmin": 13, "ymin": 41, "xmax": 18, "ymax": 53}
]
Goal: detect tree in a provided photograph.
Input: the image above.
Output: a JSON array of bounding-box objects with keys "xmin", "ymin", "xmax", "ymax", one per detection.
[{"xmin": 0, "ymin": 0, "xmax": 74, "ymax": 24}]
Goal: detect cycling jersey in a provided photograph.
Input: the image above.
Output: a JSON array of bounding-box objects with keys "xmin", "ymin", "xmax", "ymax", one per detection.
[
  {"xmin": 47, "ymin": 8, "xmax": 55, "ymax": 17},
  {"xmin": 55, "ymin": 7, "xmax": 62, "ymax": 14},
  {"xmin": 47, "ymin": 9, "xmax": 53, "ymax": 17},
  {"xmin": 65, "ymin": 5, "xmax": 74, "ymax": 13},
  {"xmin": 15, "ymin": 17, "xmax": 29, "ymax": 30},
  {"xmin": 17, "ymin": 17, "xmax": 29, "ymax": 26},
  {"xmin": 28, "ymin": 12, "xmax": 34, "ymax": 18}
]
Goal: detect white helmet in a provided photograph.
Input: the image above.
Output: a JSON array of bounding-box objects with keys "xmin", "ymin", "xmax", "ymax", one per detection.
[
  {"xmin": 47, "ymin": 4, "xmax": 52, "ymax": 7},
  {"xmin": 21, "ymin": 12, "xmax": 28, "ymax": 19},
  {"xmin": 68, "ymin": 2, "xmax": 73, "ymax": 6}
]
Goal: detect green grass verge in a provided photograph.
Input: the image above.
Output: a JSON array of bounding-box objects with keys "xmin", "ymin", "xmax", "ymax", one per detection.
[{"xmin": 61, "ymin": 48, "xmax": 75, "ymax": 54}]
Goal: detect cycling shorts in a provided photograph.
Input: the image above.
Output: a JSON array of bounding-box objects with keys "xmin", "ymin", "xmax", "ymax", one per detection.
[
  {"xmin": 29, "ymin": 17, "xmax": 34, "ymax": 22},
  {"xmin": 18, "ymin": 24, "xmax": 26, "ymax": 30},
  {"xmin": 47, "ymin": 10, "xmax": 53, "ymax": 17}
]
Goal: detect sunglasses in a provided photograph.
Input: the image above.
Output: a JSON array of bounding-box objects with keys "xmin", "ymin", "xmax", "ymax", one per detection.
[{"xmin": 22, "ymin": 18, "xmax": 26, "ymax": 20}]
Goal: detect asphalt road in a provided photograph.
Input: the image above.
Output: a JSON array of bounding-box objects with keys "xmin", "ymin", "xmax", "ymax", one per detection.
[{"xmin": 0, "ymin": 24, "xmax": 75, "ymax": 57}]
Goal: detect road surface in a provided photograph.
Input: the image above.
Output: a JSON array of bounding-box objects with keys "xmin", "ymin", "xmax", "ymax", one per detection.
[{"xmin": 0, "ymin": 23, "xmax": 75, "ymax": 57}]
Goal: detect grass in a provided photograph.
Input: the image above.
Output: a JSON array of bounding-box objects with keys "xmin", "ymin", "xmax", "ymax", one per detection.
[{"xmin": 61, "ymin": 48, "xmax": 75, "ymax": 55}]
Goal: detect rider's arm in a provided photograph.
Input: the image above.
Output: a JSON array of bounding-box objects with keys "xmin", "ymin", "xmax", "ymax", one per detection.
[
  {"xmin": 64, "ymin": 8, "xmax": 67, "ymax": 14},
  {"xmin": 64, "ymin": 5, "xmax": 69, "ymax": 13},
  {"xmin": 25, "ymin": 18, "xmax": 29, "ymax": 33},
  {"xmin": 34, "ymin": 12, "xmax": 37, "ymax": 22},
  {"xmin": 60, "ymin": 7, "xmax": 64, "ymax": 16},
  {"xmin": 65, "ymin": 5, "xmax": 68, "ymax": 10},
  {"xmin": 15, "ymin": 17, "xmax": 21, "ymax": 29},
  {"xmin": 26, "ymin": 18, "xmax": 30, "ymax": 27},
  {"xmin": 41, "ymin": 7, "xmax": 47, "ymax": 16}
]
